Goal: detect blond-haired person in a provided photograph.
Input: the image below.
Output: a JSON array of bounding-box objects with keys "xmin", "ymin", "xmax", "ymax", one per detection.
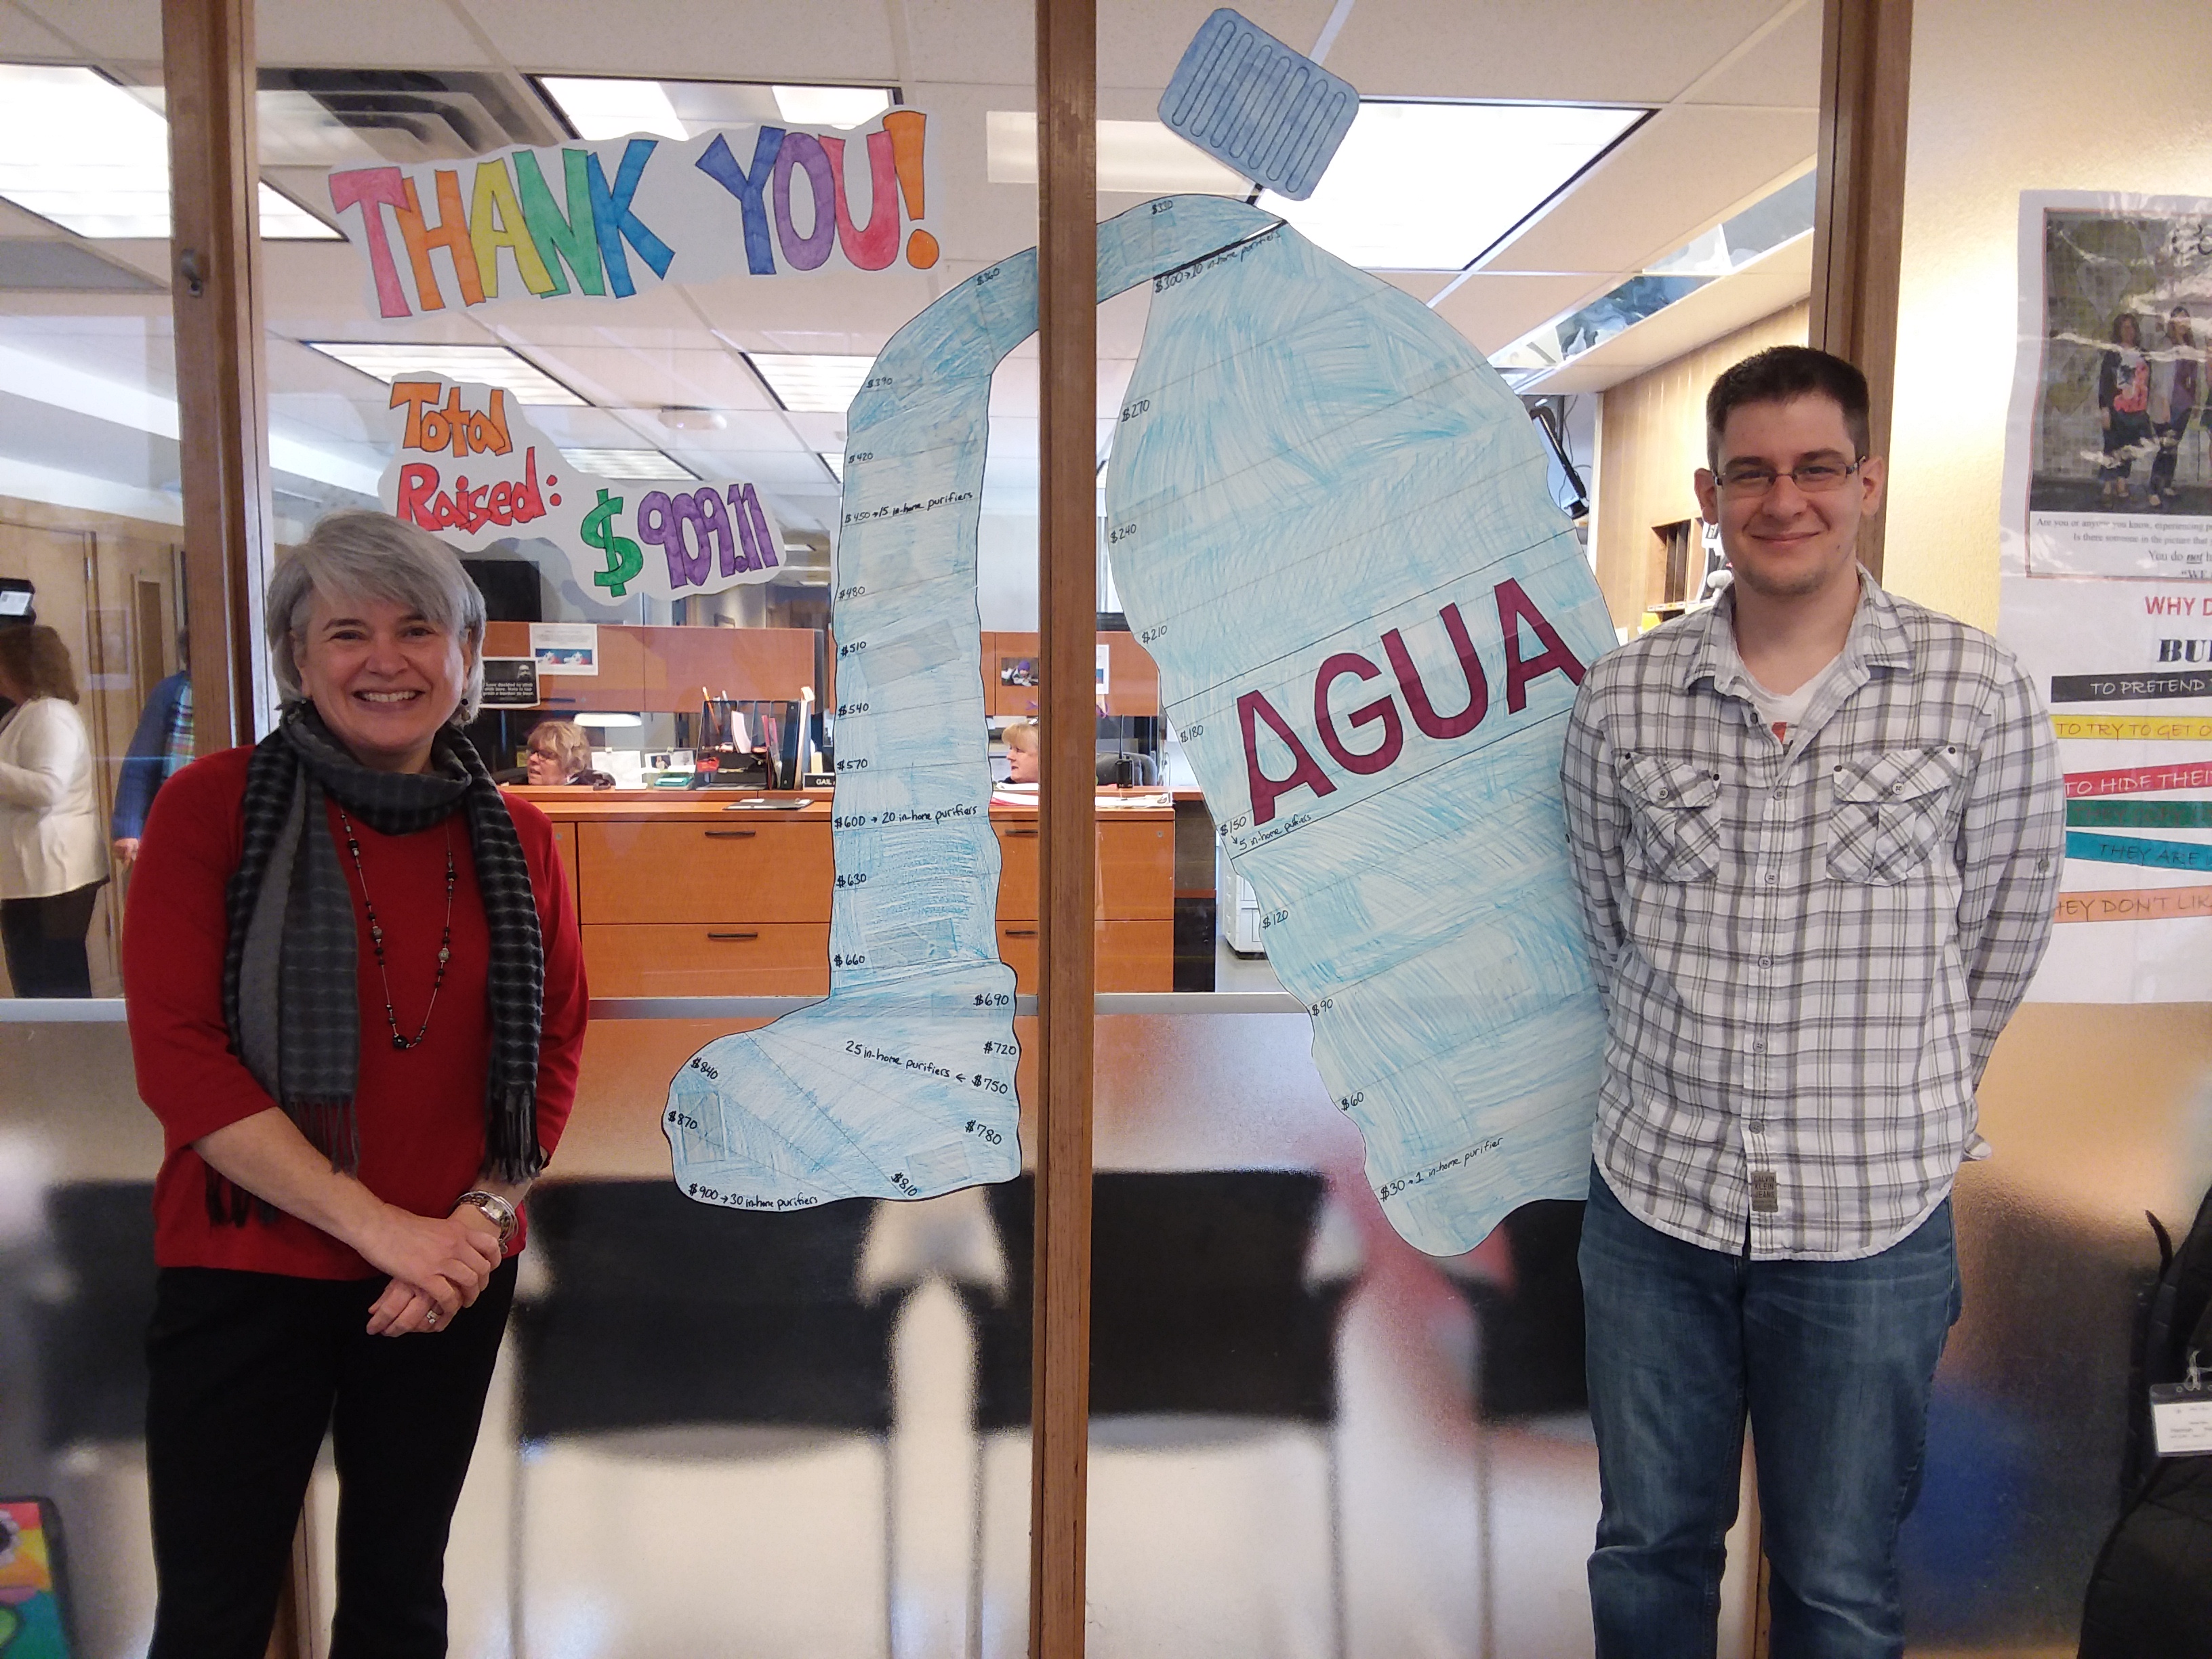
[{"xmin": 1002, "ymin": 718, "xmax": 1040, "ymax": 784}]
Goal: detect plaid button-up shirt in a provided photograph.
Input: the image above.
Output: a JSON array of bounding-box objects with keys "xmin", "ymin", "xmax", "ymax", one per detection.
[{"xmin": 1560, "ymin": 577, "xmax": 2064, "ymax": 1261}]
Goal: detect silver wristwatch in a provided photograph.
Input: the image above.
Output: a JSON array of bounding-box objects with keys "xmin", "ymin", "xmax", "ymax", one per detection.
[{"xmin": 457, "ymin": 1189, "xmax": 518, "ymax": 1247}]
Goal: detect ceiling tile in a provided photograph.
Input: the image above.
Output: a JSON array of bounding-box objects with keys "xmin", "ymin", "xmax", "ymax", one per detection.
[
  {"xmin": 0, "ymin": 198, "xmax": 68, "ymax": 240},
  {"xmin": 255, "ymin": 0, "xmax": 492, "ymax": 68},
  {"xmin": 901, "ymin": 0, "xmax": 1033, "ymax": 87},
  {"xmin": 1683, "ymin": 0, "xmax": 1821, "ymax": 108},
  {"xmin": 0, "ymin": 3, "xmax": 74, "ymax": 58},
  {"xmin": 460, "ymin": 0, "xmax": 899, "ymax": 82},
  {"xmin": 605, "ymin": 409, "xmax": 800, "ymax": 451},
  {"xmin": 1097, "ymin": 0, "xmax": 1338, "ymax": 92},
  {"xmin": 684, "ymin": 268, "xmax": 949, "ymax": 356},
  {"xmin": 514, "ymin": 341, "xmax": 771, "ymax": 411},
  {"xmin": 1326, "ymin": 0, "xmax": 1787, "ymax": 102},
  {"xmin": 1480, "ymin": 104, "xmax": 1816, "ymax": 276},
  {"xmin": 13, "ymin": 0, "xmax": 159, "ymax": 60}
]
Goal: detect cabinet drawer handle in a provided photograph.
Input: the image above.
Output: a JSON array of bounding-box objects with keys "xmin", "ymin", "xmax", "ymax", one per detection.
[
  {"xmin": 703, "ymin": 829, "xmax": 757, "ymax": 839},
  {"xmin": 1004, "ymin": 827, "xmax": 1039, "ymax": 838},
  {"xmin": 1003, "ymin": 928, "xmax": 1038, "ymax": 938},
  {"xmin": 706, "ymin": 931, "xmax": 760, "ymax": 942}
]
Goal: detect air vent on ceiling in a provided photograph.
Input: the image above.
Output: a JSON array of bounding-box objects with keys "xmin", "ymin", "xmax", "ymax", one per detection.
[{"xmin": 258, "ymin": 69, "xmax": 565, "ymax": 165}]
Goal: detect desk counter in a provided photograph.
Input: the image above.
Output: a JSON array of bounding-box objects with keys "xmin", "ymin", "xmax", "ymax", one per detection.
[{"xmin": 513, "ymin": 789, "xmax": 1176, "ymax": 996}]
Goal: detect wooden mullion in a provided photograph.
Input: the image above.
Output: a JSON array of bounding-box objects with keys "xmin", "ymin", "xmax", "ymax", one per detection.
[
  {"xmin": 1809, "ymin": 0, "xmax": 1913, "ymax": 582},
  {"xmin": 1027, "ymin": 0, "xmax": 1098, "ymax": 1654},
  {"xmin": 163, "ymin": 0, "xmax": 275, "ymax": 752}
]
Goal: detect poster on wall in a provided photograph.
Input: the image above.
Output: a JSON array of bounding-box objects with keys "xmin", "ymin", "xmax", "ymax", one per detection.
[
  {"xmin": 2000, "ymin": 190, "xmax": 2212, "ymax": 1000},
  {"xmin": 529, "ymin": 621, "xmax": 598, "ymax": 676}
]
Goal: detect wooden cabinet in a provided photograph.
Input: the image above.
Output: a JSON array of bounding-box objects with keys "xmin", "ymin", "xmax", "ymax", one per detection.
[
  {"xmin": 481, "ymin": 621, "xmax": 815, "ymax": 714},
  {"xmin": 997, "ymin": 918, "xmax": 1173, "ymax": 994},
  {"xmin": 981, "ymin": 630, "xmax": 1160, "ymax": 717},
  {"xmin": 550, "ymin": 821, "xmax": 579, "ymax": 912},
  {"xmin": 536, "ymin": 795, "xmax": 1174, "ymax": 996},
  {"xmin": 1097, "ymin": 819, "xmax": 1172, "ymax": 919},
  {"xmin": 581, "ymin": 923, "xmax": 829, "ymax": 997},
  {"xmin": 577, "ymin": 820, "xmax": 832, "ymax": 924}
]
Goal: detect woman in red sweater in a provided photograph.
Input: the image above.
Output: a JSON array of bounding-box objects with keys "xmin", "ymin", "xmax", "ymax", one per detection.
[{"xmin": 122, "ymin": 510, "xmax": 588, "ymax": 1658}]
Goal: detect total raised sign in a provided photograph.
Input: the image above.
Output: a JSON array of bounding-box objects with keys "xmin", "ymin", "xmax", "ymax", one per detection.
[
  {"xmin": 379, "ymin": 378, "xmax": 787, "ymax": 607},
  {"xmin": 326, "ymin": 115, "xmax": 935, "ymax": 319}
]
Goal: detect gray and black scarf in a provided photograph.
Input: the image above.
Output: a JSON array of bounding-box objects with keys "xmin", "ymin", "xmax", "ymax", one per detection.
[{"xmin": 213, "ymin": 703, "xmax": 545, "ymax": 1223}]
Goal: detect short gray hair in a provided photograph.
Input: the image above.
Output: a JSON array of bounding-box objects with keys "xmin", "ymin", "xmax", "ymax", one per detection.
[{"xmin": 267, "ymin": 510, "xmax": 487, "ymax": 724}]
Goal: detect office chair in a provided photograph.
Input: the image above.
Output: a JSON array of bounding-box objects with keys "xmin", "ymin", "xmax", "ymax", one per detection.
[
  {"xmin": 511, "ymin": 1181, "xmax": 905, "ymax": 1658},
  {"xmin": 1093, "ymin": 752, "xmax": 1159, "ymax": 787},
  {"xmin": 1441, "ymin": 1197, "xmax": 1590, "ymax": 1659},
  {"xmin": 957, "ymin": 1171, "xmax": 1358, "ymax": 1659},
  {"xmin": 28, "ymin": 1183, "xmax": 158, "ymax": 1450}
]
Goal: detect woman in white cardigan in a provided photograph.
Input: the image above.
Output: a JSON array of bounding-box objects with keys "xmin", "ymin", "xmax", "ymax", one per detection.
[{"xmin": 0, "ymin": 625, "xmax": 108, "ymax": 996}]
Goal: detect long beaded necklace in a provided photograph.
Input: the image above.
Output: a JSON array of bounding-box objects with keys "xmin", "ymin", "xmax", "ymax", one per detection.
[{"xmin": 335, "ymin": 808, "xmax": 455, "ymax": 1051}]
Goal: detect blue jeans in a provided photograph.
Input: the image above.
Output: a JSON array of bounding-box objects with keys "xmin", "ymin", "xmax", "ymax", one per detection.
[{"xmin": 1579, "ymin": 1166, "xmax": 1960, "ymax": 1658}]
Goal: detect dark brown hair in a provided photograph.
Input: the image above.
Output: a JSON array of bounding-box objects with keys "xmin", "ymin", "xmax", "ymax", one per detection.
[
  {"xmin": 1705, "ymin": 346, "xmax": 1872, "ymax": 470},
  {"xmin": 0, "ymin": 624, "xmax": 79, "ymax": 703}
]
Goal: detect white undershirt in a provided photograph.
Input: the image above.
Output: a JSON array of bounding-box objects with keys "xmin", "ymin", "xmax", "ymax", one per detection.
[{"xmin": 1745, "ymin": 653, "xmax": 1845, "ymax": 743}]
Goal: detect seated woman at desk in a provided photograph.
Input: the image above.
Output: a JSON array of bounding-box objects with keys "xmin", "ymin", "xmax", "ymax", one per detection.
[
  {"xmin": 1000, "ymin": 718, "xmax": 1039, "ymax": 785},
  {"xmin": 523, "ymin": 719, "xmax": 614, "ymax": 790}
]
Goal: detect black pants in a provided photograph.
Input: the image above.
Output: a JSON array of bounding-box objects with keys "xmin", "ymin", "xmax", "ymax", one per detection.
[
  {"xmin": 145, "ymin": 1259, "xmax": 517, "ymax": 1659},
  {"xmin": 2102, "ymin": 409, "xmax": 2152, "ymax": 481},
  {"xmin": 2150, "ymin": 413, "xmax": 2194, "ymax": 495},
  {"xmin": 0, "ymin": 882, "xmax": 100, "ymax": 997}
]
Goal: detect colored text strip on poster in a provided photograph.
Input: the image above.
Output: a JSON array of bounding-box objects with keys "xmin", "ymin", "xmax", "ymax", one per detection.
[
  {"xmin": 2065, "ymin": 831, "xmax": 2212, "ymax": 872},
  {"xmin": 2052, "ymin": 714, "xmax": 2212, "ymax": 742},
  {"xmin": 2066, "ymin": 762, "xmax": 2212, "ymax": 797},
  {"xmin": 2067, "ymin": 800, "xmax": 2212, "ymax": 829},
  {"xmin": 2057, "ymin": 885, "xmax": 2212, "ymax": 923}
]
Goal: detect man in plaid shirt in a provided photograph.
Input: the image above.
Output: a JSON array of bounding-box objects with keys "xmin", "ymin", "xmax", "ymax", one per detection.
[{"xmin": 1560, "ymin": 347, "xmax": 2063, "ymax": 1656}]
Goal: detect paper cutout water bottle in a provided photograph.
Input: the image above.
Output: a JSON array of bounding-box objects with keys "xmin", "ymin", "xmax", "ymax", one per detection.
[
  {"xmin": 1106, "ymin": 220, "xmax": 1614, "ymax": 1253},
  {"xmin": 664, "ymin": 196, "xmax": 1611, "ymax": 1253}
]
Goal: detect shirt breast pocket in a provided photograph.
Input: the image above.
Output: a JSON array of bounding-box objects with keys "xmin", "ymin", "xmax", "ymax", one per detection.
[
  {"xmin": 1826, "ymin": 746, "xmax": 1965, "ymax": 884},
  {"xmin": 1620, "ymin": 755, "xmax": 1722, "ymax": 882}
]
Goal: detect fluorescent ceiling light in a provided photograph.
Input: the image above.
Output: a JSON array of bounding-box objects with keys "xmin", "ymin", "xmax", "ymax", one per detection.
[
  {"xmin": 773, "ymin": 86, "xmax": 894, "ymax": 129},
  {"xmin": 818, "ymin": 451, "xmax": 844, "ymax": 480},
  {"xmin": 258, "ymin": 181, "xmax": 338, "ymax": 241},
  {"xmin": 1261, "ymin": 101, "xmax": 1644, "ymax": 272},
  {"xmin": 0, "ymin": 65, "xmax": 336, "ymax": 239},
  {"xmin": 540, "ymin": 75, "xmax": 686, "ymax": 141},
  {"xmin": 744, "ymin": 352, "xmax": 874, "ymax": 414},
  {"xmin": 304, "ymin": 342, "xmax": 586, "ymax": 407},
  {"xmin": 541, "ymin": 77, "xmax": 897, "ymax": 142},
  {"xmin": 987, "ymin": 112, "xmax": 1244, "ymax": 194},
  {"xmin": 578, "ymin": 712, "xmax": 644, "ymax": 728},
  {"xmin": 561, "ymin": 447, "xmax": 695, "ymax": 480}
]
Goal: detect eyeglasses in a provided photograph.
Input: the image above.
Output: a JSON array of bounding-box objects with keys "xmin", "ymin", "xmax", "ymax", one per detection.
[{"xmin": 1714, "ymin": 458, "xmax": 1865, "ymax": 499}]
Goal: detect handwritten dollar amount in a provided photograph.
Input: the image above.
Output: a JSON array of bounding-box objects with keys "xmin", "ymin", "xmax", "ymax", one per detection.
[
  {"xmin": 581, "ymin": 481, "xmax": 781, "ymax": 598},
  {"xmin": 581, "ymin": 489, "xmax": 642, "ymax": 598}
]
